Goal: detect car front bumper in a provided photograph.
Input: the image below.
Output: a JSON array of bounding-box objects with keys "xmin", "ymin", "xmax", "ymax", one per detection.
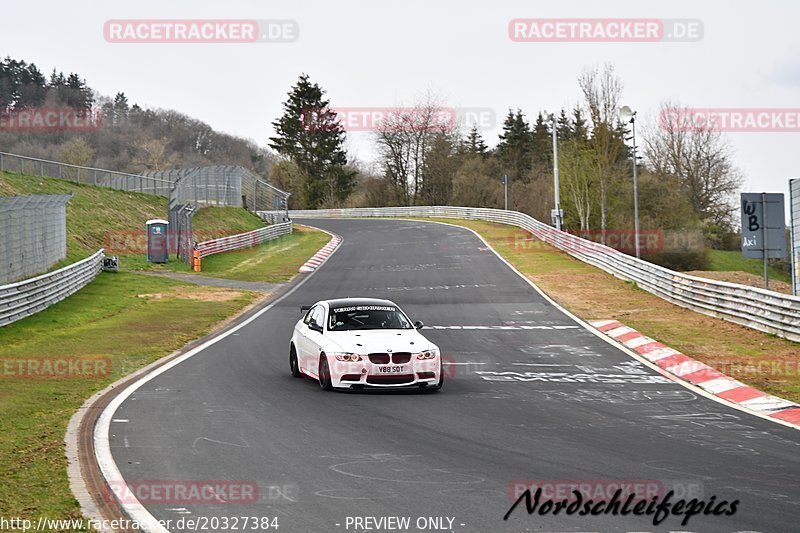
[{"xmin": 329, "ymin": 358, "xmax": 441, "ymax": 389}]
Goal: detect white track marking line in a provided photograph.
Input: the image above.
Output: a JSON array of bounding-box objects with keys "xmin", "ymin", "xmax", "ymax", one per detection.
[
  {"xmin": 404, "ymin": 217, "xmax": 800, "ymax": 431},
  {"xmin": 94, "ymin": 224, "xmax": 343, "ymax": 533}
]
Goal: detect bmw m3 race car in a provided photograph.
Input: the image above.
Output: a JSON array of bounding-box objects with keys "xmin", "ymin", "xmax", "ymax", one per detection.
[{"xmin": 289, "ymin": 298, "xmax": 443, "ymax": 391}]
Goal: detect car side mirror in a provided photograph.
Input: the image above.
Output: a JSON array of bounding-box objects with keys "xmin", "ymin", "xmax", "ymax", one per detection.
[
  {"xmin": 308, "ymin": 319, "xmax": 323, "ymax": 333},
  {"xmin": 414, "ymin": 321, "xmax": 424, "ymax": 330}
]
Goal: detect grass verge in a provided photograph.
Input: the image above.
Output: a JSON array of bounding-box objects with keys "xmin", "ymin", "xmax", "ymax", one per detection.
[
  {"xmin": 196, "ymin": 225, "xmax": 330, "ymax": 283},
  {"xmin": 423, "ymin": 218, "xmax": 800, "ymax": 403},
  {"xmin": 708, "ymin": 250, "xmax": 791, "ymax": 283},
  {"xmin": 0, "ymin": 272, "xmax": 260, "ymax": 530}
]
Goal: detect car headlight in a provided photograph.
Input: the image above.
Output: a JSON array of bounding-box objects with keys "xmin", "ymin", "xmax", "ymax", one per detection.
[
  {"xmin": 332, "ymin": 353, "xmax": 362, "ymax": 361},
  {"xmin": 416, "ymin": 349, "xmax": 438, "ymax": 360}
]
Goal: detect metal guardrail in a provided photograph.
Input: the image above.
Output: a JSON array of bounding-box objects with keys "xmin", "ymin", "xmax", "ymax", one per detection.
[
  {"xmin": 194, "ymin": 222, "xmax": 292, "ymax": 259},
  {"xmin": 0, "ymin": 152, "xmax": 173, "ymax": 196},
  {"xmin": 289, "ymin": 206, "xmax": 800, "ymax": 343},
  {"xmin": 0, "ymin": 249, "xmax": 105, "ymax": 327}
]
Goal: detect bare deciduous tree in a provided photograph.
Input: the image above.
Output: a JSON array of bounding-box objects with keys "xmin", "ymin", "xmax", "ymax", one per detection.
[
  {"xmin": 375, "ymin": 94, "xmax": 454, "ymax": 205},
  {"xmin": 132, "ymin": 137, "xmax": 178, "ymax": 172},
  {"xmin": 578, "ymin": 63, "xmax": 625, "ymax": 238},
  {"xmin": 559, "ymin": 139, "xmax": 596, "ymax": 230},
  {"xmin": 643, "ymin": 102, "xmax": 743, "ymax": 228}
]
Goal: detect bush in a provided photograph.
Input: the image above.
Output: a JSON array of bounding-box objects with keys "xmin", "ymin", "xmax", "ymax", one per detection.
[{"xmin": 642, "ymin": 249, "xmax": 711, "ymax": 271}]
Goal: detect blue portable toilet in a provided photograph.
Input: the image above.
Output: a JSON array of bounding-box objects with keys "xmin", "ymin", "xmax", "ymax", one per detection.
[{"xmin": 146, "ymin": 218, "xmax": 169, "ymax": 263}]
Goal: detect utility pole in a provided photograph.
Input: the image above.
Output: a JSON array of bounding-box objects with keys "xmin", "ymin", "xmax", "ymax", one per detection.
[
  {"xmin": 550, "ymin": 114, "xmax": 562, "ymax": 230},
  {"xmin": 619, "ymin": 106, "xmax": 641, "ymax": 258}
]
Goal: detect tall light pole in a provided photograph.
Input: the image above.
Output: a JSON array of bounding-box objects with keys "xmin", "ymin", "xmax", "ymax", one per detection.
[
  {"xmin": 619, "ymin": 106, "xmax": 640, "ymax": 258},
  {"xmin": 549, "ymin": 113, "xmax": 562, "ymax": 230},
  {"xmin": 502, "ymin": 174, "xmax": 508, "ymax": 210}
]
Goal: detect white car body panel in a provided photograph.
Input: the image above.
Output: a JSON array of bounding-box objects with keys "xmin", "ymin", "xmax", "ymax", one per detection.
[{"xmin": 289, "ymin": 298, "xmax": 442, "ymax": 390}]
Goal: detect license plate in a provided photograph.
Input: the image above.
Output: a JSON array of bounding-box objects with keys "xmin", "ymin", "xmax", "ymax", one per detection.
[{"xmin": 376, "ymin": 365, "xmax": 403, "ymax": 373}]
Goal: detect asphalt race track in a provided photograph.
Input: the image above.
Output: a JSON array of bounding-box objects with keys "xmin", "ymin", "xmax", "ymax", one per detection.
[{"xmin": 107, "ymin": 218, "xmax": 800, "ymax": 533}]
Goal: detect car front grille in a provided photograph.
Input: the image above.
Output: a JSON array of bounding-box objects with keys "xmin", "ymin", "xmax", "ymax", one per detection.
[
  {"xmin": 368, "ymin": 353, "xmax": 390, "ymax": 364},
  {"xmin": 391, "ymin": 352, "xmax": 411, "ymax": 364},
  {"xmin": 366, "ymin": 374, "xmax": 415, "ymax": 385}
]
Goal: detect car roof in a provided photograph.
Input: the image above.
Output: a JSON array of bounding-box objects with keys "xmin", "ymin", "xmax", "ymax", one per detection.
[{"xmin": 323, "ymin": 297, "xmax": 397, "ymax": 309}]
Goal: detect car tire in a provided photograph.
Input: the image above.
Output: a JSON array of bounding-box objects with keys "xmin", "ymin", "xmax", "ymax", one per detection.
[
  {"xmin": 318, "ymin": 354, "xmax": 333, "ymax": 391},
  {"xmin": 289, "ymin": 345, "xmax": 301, "ymax": 378}
]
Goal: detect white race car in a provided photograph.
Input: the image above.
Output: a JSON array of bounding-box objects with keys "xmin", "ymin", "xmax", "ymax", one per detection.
[{"xmin": 289, "ymin": 298, "xmax": 443, "ymax": 391}]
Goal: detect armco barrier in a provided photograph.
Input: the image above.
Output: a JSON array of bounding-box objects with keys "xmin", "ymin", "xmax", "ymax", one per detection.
[
  {"xmin": 289, "ymin": 207, "xmax": 800, "ymax": 343},
  {"xmin": 194, "ymin": 222, "xmax": 292, "ymax": 259},
  {"xmin": 0, "ymin": 249, "xmax": 105, "ymax": 327}
]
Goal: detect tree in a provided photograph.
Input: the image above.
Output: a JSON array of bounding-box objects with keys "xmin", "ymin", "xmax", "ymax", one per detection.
[
  {"xmin": 578, "ymin": 64, "xmax": 627, "ymax": 239},
  {"xmin": 462, "ymin": 124, "xmax": 488, "ymax": 158},
  {"xmin": 420, "ymin": 131, "xmax": 460, "ymax": 205},
  {"xmin": 450, "ymin": 156, "xmax": 503, "ymax": 208},
  {"xmin": 375, "ymin": 94, "xmax": 453, "ymax": 205},
  {"xmin": 643, "ymin": 102, "xmax": 743, "ymax": 229},
  {"xmin": 270, "ymin": 159, "xmax": 308, "ymax": 209},
  {"xmin": 59, "ymin": 137, "xmax": 94, "ymax": 177},
  {"xmin": 530, "ymin": 112, "xmax": 552, "ymax": 168},
  {"xmin": 496, "ymin": 109, "xmax": 533, "ymax": 182},
  {"xmin": 133, "ymin": 137, "xmax": 177, "ymax": 172},
  {"xmin": 0, "ymin": 58, "xmax": 47, "ymax": 109},
  {"xmin": 559, "ymin": 138, "xmax": 597, "ymax": 230},
  {"xmin": 269, "ymin": 74, "xmax": 350, "ymax": 208},
  {"xmin": 112, "ymin": 92, "xmax": 129, "ymax": 126}
]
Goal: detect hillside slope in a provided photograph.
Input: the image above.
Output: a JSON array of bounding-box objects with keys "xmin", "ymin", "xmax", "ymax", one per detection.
[{"xmin": 0, "ymin": 171, "xmax": 265, "ymax": 268}]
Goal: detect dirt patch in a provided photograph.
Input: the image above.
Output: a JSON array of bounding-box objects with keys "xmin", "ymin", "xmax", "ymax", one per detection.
[
  {"xmin": 137, "ymin": 287, "xmax": 245, "ymax": 302},
  {"xmin": 685, "ymin": 270, "xmax": 793, "ymax": 294}
]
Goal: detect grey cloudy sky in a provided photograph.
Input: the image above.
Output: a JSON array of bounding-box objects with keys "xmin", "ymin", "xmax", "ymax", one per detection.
[{"xmin": 5, "ymin": 0, "xmax": 800, "ymax": 200}]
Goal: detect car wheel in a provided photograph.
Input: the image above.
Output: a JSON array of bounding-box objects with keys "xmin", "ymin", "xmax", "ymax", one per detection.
[
  {"xmin": 289, "ymin": 345, "xmax": 301, "ymax": 378},
  {"xmin": 318, "ymin": 354, "xmax": 333, "ymax": 391}
]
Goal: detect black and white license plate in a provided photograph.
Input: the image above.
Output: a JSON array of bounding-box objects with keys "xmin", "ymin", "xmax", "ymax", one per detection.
[{"xmin": 376, "ymin": 365, "xmax": 403, "ymax": 373}]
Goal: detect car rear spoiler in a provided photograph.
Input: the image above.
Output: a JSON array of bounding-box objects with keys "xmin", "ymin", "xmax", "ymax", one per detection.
[{"xmin": 300, "ymin": 305, "xmax": 312, "ymax": 312}]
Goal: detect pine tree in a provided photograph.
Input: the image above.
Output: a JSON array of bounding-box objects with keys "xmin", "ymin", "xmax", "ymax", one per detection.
[
  {"xmin": 112, "ymin": 92, "xmax": 129, "ymax": 126},
  {"xmin": 496, "ymin": 109, "xmax": 533, "ymax": 182},
  {"xmin": 462, "ymin": 124, "xmax": 488, "ymax": 158},
  {"xmin": 269, "ymin": 74, "xmax": 350, "ymax": 208},
  {"xmin": 531, "ymin": 112, "xmax": 552, "ymax": 168}
]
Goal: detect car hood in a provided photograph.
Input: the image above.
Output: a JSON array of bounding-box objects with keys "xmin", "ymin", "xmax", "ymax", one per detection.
[{"xmin": 325, "ymin": 329, "xmax": 435, "ymax": 354}]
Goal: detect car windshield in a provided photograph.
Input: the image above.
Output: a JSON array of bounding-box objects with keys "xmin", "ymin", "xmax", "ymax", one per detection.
[{"xmin": 328, "ymin": 305, "xmax": 413, "ymax": 331}]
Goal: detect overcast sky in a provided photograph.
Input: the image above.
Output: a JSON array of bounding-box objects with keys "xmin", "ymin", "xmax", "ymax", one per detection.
[{"xmin": 5, "ymin": 0, "xmax": 800, "ymax": 202}]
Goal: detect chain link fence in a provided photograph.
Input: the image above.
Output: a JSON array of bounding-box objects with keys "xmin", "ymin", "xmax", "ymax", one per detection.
[
  {"xmin": 0, "ymin": 151, "xmax": 172, "ymax": 195},
  {"xmin": 0, "ymin": 194, "xmax": 73, "ymax": 284},
  {"xmin": 1, "ymin": 151, "xmax": 292, "ymax": 266},
  {"xmin": 145, "ymin": 165, "xmax": 243, "ymax": 206},
  {"xmin": 0, "ymin": 153, "xmax": 290, "ymax": 218}
]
